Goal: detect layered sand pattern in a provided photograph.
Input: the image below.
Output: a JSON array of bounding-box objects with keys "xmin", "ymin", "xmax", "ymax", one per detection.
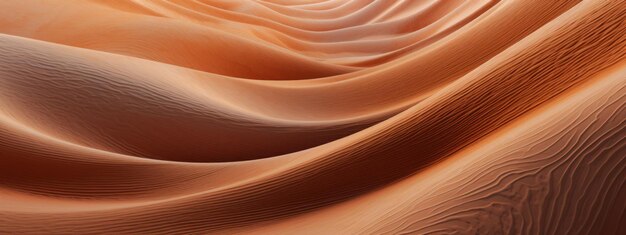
[{"xmin": 0, "ymin": 0, "xmax": 625, "ymax": 234}]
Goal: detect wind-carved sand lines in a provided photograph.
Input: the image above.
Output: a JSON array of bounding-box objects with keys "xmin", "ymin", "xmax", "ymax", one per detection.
[{"xmin": 0, "ymin": 0, "xmax": 624, "ymax": 234}]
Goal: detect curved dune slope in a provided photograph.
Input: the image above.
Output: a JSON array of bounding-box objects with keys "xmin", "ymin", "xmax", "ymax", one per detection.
[{"xmin": 0, "ymin": 0, "xmax": 625, "ymax": 234}]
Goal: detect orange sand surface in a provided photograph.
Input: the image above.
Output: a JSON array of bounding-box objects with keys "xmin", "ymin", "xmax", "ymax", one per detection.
[{"xmin": 0, "ymin": 0, "xmax": 625, "ymax": 234}]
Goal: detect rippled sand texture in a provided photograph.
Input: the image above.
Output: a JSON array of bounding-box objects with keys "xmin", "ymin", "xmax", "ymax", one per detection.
[{"xmin": 0, "ymin": 0, "xmax": 625, "ymax": 234}]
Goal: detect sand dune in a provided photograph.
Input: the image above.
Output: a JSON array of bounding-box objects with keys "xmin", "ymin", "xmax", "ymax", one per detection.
[{"xmin": 0, "ymin": 0, "xmax": 624, "ymax": 234}]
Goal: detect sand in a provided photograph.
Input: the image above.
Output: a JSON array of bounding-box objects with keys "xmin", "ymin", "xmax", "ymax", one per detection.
[{"xmin": 0, "ymin": 0, "xmax": 624, "ymax": 234}]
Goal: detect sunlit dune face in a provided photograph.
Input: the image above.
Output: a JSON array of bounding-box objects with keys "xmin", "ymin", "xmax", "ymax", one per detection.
[{"xmin": 0, "ymin": 0, "xmax": 624, "ymax": 234}]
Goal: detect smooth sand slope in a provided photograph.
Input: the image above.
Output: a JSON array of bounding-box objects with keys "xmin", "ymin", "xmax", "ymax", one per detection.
[{"xmin": 0, "ymin": 0, "xmax": 624, "ymax": 234}]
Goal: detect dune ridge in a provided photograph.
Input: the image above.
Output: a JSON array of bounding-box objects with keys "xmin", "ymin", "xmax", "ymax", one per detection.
[{"xmin": 0, "ymin": 0, "xmax": 624, "ymax": 234}]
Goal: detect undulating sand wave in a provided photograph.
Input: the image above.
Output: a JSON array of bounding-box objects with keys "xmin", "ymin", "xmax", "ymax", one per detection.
[{"xmin": 0, "ymin": 0, "xmax": 624, "ymax": 234}]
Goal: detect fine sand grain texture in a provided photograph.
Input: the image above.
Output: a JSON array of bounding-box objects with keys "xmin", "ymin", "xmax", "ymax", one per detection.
[{"xmin": 0, "ymin": 0, "xmax": 625, "ymax": 234}]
